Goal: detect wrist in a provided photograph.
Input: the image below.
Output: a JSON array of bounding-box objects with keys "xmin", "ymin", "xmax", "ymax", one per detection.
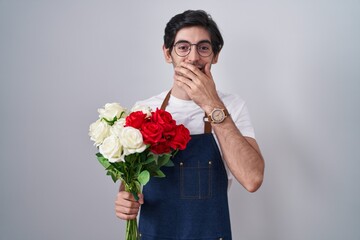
[
  {"xmin": 204, "ymin": 107, "xmax": 230, "ymax": 124},
  {"xmin": 202, "ymin": 101, "xmax": 225, "ymax": 115}
]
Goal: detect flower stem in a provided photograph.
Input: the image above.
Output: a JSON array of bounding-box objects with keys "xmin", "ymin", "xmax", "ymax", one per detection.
[
  {"xmin": 126, "ymin": 218, "xmax": 139, "ymax": 240},
  {"xmin": 124, "ymin": 181, "xmax": 141, "ymax": 240}
]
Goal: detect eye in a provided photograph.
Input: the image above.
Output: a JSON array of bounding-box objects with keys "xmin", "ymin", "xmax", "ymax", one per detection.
[
  {"xmin": 176, "ymin": 43, "xmax": 190, "ymax": 52},
  {"xmin": 198, "ymin": 43, "xmax": 211, "ymax": 52}
]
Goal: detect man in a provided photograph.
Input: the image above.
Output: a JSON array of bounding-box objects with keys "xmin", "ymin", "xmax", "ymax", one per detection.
[{"xmin": 115, "ymin": 10, "xmax": 264, "ymax": 239}]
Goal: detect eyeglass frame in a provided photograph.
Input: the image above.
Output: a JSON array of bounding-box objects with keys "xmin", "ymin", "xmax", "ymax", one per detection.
[{"xmin": 172, "ymin": 40, "xmax": 214, "ymax": 57}]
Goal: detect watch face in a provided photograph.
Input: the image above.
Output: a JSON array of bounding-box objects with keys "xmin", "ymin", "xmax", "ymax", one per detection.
[{"xmin": 212, "ymin": 109, "xmax": 225, "ymax": 122}]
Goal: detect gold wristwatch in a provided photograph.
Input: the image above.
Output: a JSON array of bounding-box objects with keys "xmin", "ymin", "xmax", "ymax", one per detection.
[{"xmin": 205, "ymin": 108, "xmax": 229, "ymax": 124}]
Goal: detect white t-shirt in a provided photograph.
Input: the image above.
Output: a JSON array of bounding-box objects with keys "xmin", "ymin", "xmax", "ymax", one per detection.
[{"xmin": 134, "ymin": 90, "xmax": 256, "ymax": 187}]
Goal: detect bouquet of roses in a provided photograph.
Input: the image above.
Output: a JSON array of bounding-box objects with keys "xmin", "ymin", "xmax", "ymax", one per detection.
[{"xmin": 89, "ymin": 103, "xmax": 191, "ymax": 240}]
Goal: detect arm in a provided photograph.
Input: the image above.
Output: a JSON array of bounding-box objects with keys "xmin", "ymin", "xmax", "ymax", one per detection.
[
  {"xmin": 211, "ymin": 117, "xmax": 264, "ymax": 192},
  {"xmin": 174, "ymin": 62, "xmax": 265, "ymax": 192}
]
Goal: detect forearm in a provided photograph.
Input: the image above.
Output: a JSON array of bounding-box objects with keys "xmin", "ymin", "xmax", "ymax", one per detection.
[{"xmin": 212, "ymin": 117, "xmax": 265, "ymax": 192}]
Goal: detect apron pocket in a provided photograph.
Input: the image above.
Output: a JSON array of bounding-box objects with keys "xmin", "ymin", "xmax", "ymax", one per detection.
[{"xmin": 179, "ymin": 160, "xmax": 212, "ymax": 199}]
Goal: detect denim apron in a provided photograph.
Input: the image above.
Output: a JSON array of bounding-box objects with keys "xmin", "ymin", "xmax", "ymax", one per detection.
[{"xmin": 139, "ymin": 91, "xmax": 232, "ymax": 240}]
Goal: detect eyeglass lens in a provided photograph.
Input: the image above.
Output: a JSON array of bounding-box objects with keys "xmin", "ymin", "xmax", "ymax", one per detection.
[{"xmin": 174, "ymin": 41, "xmax": 212, "ymax": 57}]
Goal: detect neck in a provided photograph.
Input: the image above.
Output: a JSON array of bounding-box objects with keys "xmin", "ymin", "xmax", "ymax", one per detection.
[{"xmin": 171, "ymin": 84, "xmax": 191, "ymax": 100}]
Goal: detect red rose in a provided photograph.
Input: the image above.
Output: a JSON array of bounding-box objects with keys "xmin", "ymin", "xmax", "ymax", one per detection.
[
  {"xmin": 169, "ymin": 124, "xmax": 191, "ymax": 150},
  {"xmin": 150, "ymin": 142, "xmax": 171, "ymax": 154},
  {"xmin": 141, "ymin": 122, "xmax": 164, "ymax": 145},
  {"xmin": 146, "ymin": 108, "xmax": 190, "ymax": 154},
  {"xmin": 162, "ymin": 126, "xmax": 176, "ymax": 145},
  {"xmin": 162, "ymin": 122, "xmax": 177, "ymax": 134},
  {"xmin": 151, "ymin": 109, "xmax": 176, "ymax": 126},
  {"xmin": 126, "ymin": 111, "xmax": 147, "ymax": 129}
]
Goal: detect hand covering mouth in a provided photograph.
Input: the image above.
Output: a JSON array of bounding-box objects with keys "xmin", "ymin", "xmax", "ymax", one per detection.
[
  {"xmin": 196, "ymin": 65, "xmax": 205, "ymax": 73},
  {"xmin": 177, "ymin": 63, "xmax": 205, "ymax": 74}
]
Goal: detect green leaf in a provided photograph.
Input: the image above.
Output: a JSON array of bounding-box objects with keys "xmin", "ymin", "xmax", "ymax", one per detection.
[
  {"xmin": 112, "ymin": 161, "xmax": 125, "ymax": 171},
  {"xmin": 101, "ymin": 117, "xmax": 117, "ymax": 126},
  {"xmin": 106, "ymin": 170, "xmax": 118, "ymax": 182},
  {"xmin": 96, "ymin": 153, "xmax": 111, "ymax": 169},
  {"xmin": 157, "ymin": 154, "xmax": 171, "ymax": 167},
  {"xmin": 172, "ymin": 149, "xmax": 179, "ymax": 157},
  {"xmin": 143, "ymin": 154, "xmax": 155, "ymax": 165},
  {"xmin": 134, "ymin": 181, "xmax": 141, "ymax": 193},
  {"xmin": 155, "ymin": 169, "xmax": 166, "ymax": 178},
  {"xmin": 164, "ymin": 159, "xmax": 174, "ymax": 167},
  {"xmin": 153, "ymin": 154, "xmax": 159, "ymax": 164},
  {"xmin": 143, "ymin": 163, "xmax": 159, "ymax": 176},
  {"xmin": 138, "ymin": 170, "xmax": 150, "ymax": 185},
  {"xmin": 119, "ymin": 111, "xmax": 126, "ymax": 119}
]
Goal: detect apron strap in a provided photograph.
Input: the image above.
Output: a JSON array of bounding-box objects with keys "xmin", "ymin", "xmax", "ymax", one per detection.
[
  {"xmin": 204, "ymin": 117, "xmax": 212, "ymax": 134},
  {"xmin": 160, "ymin": 90, "xmax": 172, "ymax": 110},
  {"xmin": 160, "ymin": 90, "xmax": 212, "ymax": 134}
]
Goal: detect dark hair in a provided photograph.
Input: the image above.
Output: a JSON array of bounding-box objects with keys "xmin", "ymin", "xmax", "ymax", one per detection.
[{"xmin": 164, "ymin": 10, "xmax": 224, "ymax": 56}]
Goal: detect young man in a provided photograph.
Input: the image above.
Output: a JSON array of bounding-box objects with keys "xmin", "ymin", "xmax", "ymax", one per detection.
[{"xmin": 115, "ymin": 10, "xmax": 264, "ymax": 239}]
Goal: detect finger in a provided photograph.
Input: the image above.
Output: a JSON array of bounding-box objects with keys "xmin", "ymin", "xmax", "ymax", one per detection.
[
  {"xmin": 137, "ymin": 193, "xmax": 144, "ymax": 205},
  {"xmin": 117, "ymin": 191, "xmax": 138, "ymax": 201},
  {"xmin": 180, "ymin": 62, "xmax": 204, "ymax": 76},
  {"xmin": 204, "ymin": 62, "xmax": 212, "ymax": 78},
  {"xmin": 116, "ymin": 192, "xmax": 141, "ymax": 207},
  {"xmin": 115, "ymin": 211, "xmax": 139, "ymax": 220},
  {"xmin": 175, "ymin": 65, "xmax": 197, "ymax": 81},
  {"xmin": 115, "ymin": 199, "xmax": 141, "ymax": 219},
  {"xmin": 115, "ymin": 198, "xmax": 141, "ymax": 209},
  {"xmin": 115, "ymin": 201, "xmax": 140, "ymax": 213},
  {"xmin": 174, "ymin": 73, "xmax": 195, "ymax": 89},
  {"xmin": 175, "ymin": 79, "xmax": 191, "ymax": 93}
]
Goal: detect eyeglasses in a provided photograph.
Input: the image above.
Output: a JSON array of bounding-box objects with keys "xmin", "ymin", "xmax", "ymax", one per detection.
[{"xmin": 173, "ymin": 41, "xmax": 213, "ymax": 57}]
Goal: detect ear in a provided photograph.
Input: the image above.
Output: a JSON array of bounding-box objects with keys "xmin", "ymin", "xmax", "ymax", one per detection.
[
  {"xmin": 212, "ymin": 52, "xmax": 220, "ymax": 64},
  {"xmin": 162, "ymin": 45, "xmax": 172, "ymax": 63}
]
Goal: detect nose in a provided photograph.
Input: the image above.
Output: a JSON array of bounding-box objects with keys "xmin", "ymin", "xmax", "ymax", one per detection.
[{"xmin": 186, "ymin": 46, "xmax": 200, "ymax": 63}]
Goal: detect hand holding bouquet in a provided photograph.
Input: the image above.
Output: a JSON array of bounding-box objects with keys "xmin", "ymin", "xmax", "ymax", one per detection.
[{"xmin": 89, "ymin": 103, "xmax": 191, "ymax": 240}]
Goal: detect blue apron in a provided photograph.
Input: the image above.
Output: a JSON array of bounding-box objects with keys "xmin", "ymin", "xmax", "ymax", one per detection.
[{"xmin": 139, "ymin": 91, "xmax": 232, "ymax": 240}]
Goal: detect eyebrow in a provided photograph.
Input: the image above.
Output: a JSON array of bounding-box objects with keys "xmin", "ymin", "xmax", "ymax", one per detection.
[{"xmin": 174, "ymin": 40, "xmax": 212, "ymax": 45}]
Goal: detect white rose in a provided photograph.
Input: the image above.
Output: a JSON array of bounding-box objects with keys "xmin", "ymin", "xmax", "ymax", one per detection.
[
  {"xmin": 89, "ymin": 119, "xmax": 110, "ymax": 146},
  {"xmin": 120, "ymin": 126, "xmax": 147, "ymax": 156},
  {"xmin": 131, "ymin": 104, "xmax": 152, "ymax": 117},
  {"xmin": 99, "ymin": 135, "xmax": 124, "ymax": 163},
  {"xmin": 98, "ymin": 103, "xmax": 126, "ymax": 122},
  {"xmin": 110, "ymin": 118, "xmax": 126, "ymax": 137}
]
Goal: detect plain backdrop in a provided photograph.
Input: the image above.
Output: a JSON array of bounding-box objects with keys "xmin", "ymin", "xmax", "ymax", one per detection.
[{"xmin": 1, "ymin": 0, "xmax": 359, "ymax": 240}]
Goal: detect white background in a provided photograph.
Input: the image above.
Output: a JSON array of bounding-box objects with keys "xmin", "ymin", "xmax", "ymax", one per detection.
[{"xmin": 1, "ymin": 0, "xmax": 359, "ymax": 239}]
